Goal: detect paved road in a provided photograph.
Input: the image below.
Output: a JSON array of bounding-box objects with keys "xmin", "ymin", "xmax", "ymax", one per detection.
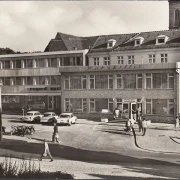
[{"xmin": 1, "ymin": 115, "xmax": 180, "ymax": 179}]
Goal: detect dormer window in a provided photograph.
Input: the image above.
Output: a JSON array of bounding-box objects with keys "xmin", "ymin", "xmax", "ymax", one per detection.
[
  {"xmin": 156, "ymin": 35, "xmax": 168, "ymax": 45},
  {"xmin": 107, "ymin": 39, "xmax": 116, "ymax": 49},
  {"xmin": 134, "ymin": 37, "xmax": 144, "ymax": 46}
]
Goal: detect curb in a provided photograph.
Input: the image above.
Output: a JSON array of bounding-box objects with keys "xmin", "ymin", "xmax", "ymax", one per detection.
[{"xmin": 131, "ymin": 127, "xmax": 180, "ymax": 155}]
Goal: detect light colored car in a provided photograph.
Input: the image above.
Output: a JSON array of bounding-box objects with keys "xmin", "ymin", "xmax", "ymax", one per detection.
[
  {"xmin": 27, "ymin": 102, "xmax": 45, "ymax": 110},
  {"xmin": 22, "ymin": 111, "xmax": 43, "ymax": 123},
  {"xmin": 56, "ymin": 113, "xmax": 77, "ymax": 126},
  {"xmin": 40, "ymin": 112, "xmax": 58, "ymax": 124}
]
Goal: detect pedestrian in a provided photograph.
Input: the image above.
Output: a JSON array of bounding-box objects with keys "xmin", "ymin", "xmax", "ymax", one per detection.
[
  {"xmin": 142, "ymin": 118, "xmax": 147, "ymax": 136},
  {"xmin": 52, "ymin": 122, "xmax": 60, "ymax": 143},
  {"xmin": 175, "ymin": 116, "xmax": 179, "ymax": 130},
  {"xmin": 125, "ymin": 119, "xmax": 132, "ymax": 135},
  {"xmin": 113, "ymin": 108, "xmax": 120, "ymax": 119},
  {"xmin": 39, "ymin": 139, "xmax": 53, "ymax": 162}
]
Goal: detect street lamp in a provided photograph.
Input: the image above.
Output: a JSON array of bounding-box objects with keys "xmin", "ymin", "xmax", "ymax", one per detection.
[{"xmin": 0, "ymin": 81, "xmax": 3, "ymax": 141}]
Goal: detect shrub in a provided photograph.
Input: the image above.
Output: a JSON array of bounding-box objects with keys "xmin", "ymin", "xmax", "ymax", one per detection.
[{"xmin": 0, "ymin": 154, "xmax": 74, "ymax": 179}]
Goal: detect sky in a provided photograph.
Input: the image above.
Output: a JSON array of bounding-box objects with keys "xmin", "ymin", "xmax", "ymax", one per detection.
[{"xmin": 0, "ymin": 1, "xmax": 169, "ymax": 52}]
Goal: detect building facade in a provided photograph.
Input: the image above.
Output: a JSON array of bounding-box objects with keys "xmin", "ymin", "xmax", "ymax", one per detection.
[
  {"xmin": 59, "ymin": 29, "xmax": 180, "ymax": 123},
  {"xmin": 0, "ymin": 50, "xmax": 87, "ymax": 113}
]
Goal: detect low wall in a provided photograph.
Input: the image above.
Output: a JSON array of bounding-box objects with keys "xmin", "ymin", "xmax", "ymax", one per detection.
[{"xmin": 74, "ymin": 113, "xmax": 175, "ymax": 124}]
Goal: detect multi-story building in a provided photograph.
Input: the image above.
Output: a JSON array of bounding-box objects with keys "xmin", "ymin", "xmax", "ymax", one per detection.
[
  {"xmin": 59, "ymin": 29, "xmax": 180, "ymax": 122},
  {"xmin": 0, "ymin": 49, "xmax": 88, "ymax": 113}
]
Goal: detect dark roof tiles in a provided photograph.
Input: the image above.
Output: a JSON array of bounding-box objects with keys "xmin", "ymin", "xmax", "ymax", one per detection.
[{"xmin": 44, "ymin": 29, "xmax": 180, "ymax": 53}]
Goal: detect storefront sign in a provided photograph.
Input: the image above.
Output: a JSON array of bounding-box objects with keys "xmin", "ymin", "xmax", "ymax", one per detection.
[{"xmin": 27, "ymin": 87, "xmax": 61, "ymax": 92}]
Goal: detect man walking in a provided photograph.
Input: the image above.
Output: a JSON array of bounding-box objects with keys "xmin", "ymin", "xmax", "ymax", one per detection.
[
  {"xmin": 52, "ymin": 122, "xmax": 60, "ymax": 143},
  {"xmin": 40, "ymin": 139, "xmax": 53, "ymax": 162},
  {"xmin": 142, "ymin": 118, "xmax": 147, "ymax": 136}
]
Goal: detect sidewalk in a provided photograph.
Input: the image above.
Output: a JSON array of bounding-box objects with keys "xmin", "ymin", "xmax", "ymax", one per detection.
[{"xmin": 134, "ymin": 123, "xmax": 180, "ymax": 154}]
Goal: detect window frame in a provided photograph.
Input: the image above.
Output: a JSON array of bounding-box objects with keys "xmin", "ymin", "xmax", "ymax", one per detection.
[{"xmin": 117, "ymin": 56, "xmax": 124, "ymax": 64}]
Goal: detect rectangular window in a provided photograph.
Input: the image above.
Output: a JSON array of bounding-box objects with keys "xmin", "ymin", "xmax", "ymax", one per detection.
[
  {"xmin": 13, "ymin": 60, "xmax": 21, "ymax": 69},
  {"xmin": 108, "ymin": 75, "xmax": 113, "ymax": 89},
  {"xmin": 66, "ymin": 99, "xmax": 87, "ymax": 112},
  {"xmin": 94, "ymin": 58, "xmax": 99, "ymax": 66},
  {"xmin": 152, "ymin": 99, "xmax": 167, "ymax": 115},
  {"xmin": 95, "ymin": 75, "xmax": 108, "ymax": 89},
  {"xmin": 83, "ymin": 99, "xmax": 87, "ymax": 112},
  {"xmin": 70, "ymin": 76, "xmax": 82, "ymax": 89},
  {"xmin": 90, "ymin": 99, "xmax": 110, "ymax": 113},
  {"xmin": 149, "ymin": 54, "xmax": 155, "ymax": 63},
  {"xmin": 15, "ymin": 77, "xmax": 21, "ymax": 85},
  {"xmin": 51, "ymin": 76, "xmax": 60, "ymax": 85},
  {"xmin": 65, "ymin": 76, "xmax": 70, "ymax": 89},
  {"xmin": 128, "ymin": 56, "xmax": 134, "ymax": 64},
  {"xmin": 117, "ymin": 56, "xmax": 124, "ymax": 64},
  {"xmin": 3, "ymin": 96, "xmax": 9, "ymax": 103},
  {"xmin": 24, "ymin": 59, "xmax": 33, "ymax": 68},
  {"xmin": 65, "ymin": 98, "xmax": 70, "ymax": 112},
  {"xmin": 168, "ymin": 73, "xmax": 174, "ymax": 89},
  {"xmin": 64, "ymin": 57, "xmax": 71, "ymax": 66},
  {"xmin": 161, "ymin": 54, "xmax": 168, "ymax": 63},
  {"xmin": 117, "ymin": 99, "xmax": 123, "ymax": 112},
  {"xmin": 146, "ymin": 99, "xmax": 152, "ymax": 114},
  {"xmin": 82, "ymin": 75, "xmax": 86, "ymax": 89},
  {"xmin": 117, "ymin": 74, "xmax": 122, "ymax": 89},
  {"xmin": 65, "ymin": 75, "xmax": 86, "ymax": 90},
  {"xmin": 137, "ymin": 74, "xmax": 142, "ymax": 89},
  {"xmin": 158, "ymin": 38, "xmax": 165, "ymax": 44},
  {"xmin": 3, "ymin": 77, "xmax": 10, "ymax": 85},
  {"xmin": 123, "ymin": 74, "xmax": 136, "ymax": 89},
  {"xmin": 2, "ymin": 61, "xmax": 10, "ymax": 69},
  {"xmin": 26, "ymin": 77, "xmax": 33, "ymax": 85},
  {"xmin": 90, "ymin": 75, "xmax": 95, "ymax": 89},
  {"xmin": 168, "ymin": 99, "xmax": 174, "ymax": 116},
  {"xmin": 70, "ymin": 99, "xmax": 83, "ymax": 112},
  {"xmin": 108, "ymin": 99, "xmax": 113, "ymax": 113},
  {"xmin": 39, "ymin": 76, "xmax": 45, "ymax": 85},
  {"xmin": 152, "ymin": 73, "xmax": 167, "ymax": 88},
  {"xmin": 51, "ymin": 58, "xmax": 57, "ymax": 67},
  {"xmin": 60, "ymin": 58, "xmax": 64, "ymax": 66},
  {"xmin": 103, "ymin": 57, "xmax": 110, "ymax": 65},
  {"xmin": 146, "ymin": 99, "xmax": 174, "ymax": 116},
  {"xmin": 37, "ymin": 59, "xmax": 45, "ymax": 67},
  {"xmin": 90, "ymin": 99, "xmax": 95, "ymax": 112}
]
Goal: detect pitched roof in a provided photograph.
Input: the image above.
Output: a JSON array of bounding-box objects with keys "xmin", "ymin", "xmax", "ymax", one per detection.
[
  {"xmin": 44, "ymin": 29, "xmax": 180, "ymax": 53},
  {"xmin": 44, "ymin": 32, "xmax": 99, "ymax": 52}
]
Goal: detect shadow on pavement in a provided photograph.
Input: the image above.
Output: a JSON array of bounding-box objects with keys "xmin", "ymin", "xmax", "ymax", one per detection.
[
  {"xmin": 88, "ymin": 173, "xmax": 176, "ymax": 180},
  {"xmin": 9, "ymin": 120, "xmax": 25, "ymax": 123},
  {"xmin": 88, "ymin": 162, "xmax": 180, "ymax": 179},
  {"xmin": 0, "ymin": 138, "xmax": 178, "ymax": 167},
  {"xmin": 100, "ymin": 129, "xmax": 131, "ymax": 136}
]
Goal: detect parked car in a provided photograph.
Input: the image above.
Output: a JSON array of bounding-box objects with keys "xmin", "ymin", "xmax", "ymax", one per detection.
[
  {"xmin": 27, "ymin": 102, "xmax": 45, "ymax": 110},
  {"xmin": 22, "ymin": 111, "xmax": 43, "ymax": 123},
  {"xmin": 40, "ymin": 112, "xmax": 58, "ymax": 124},
  {"xmin": 56, "ymin": 113, "xmax": 77, "ymax": 126}
]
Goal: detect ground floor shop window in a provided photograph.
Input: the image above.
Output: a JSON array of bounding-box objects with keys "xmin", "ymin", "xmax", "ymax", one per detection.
[
  {"xmin": 146, "ymin": 99, "xmax": 174, "ymax": 115},
  {"xmin": 65, "ymin": 98, "xmax": 87, "ymax": 112},
  {"xmin": 89, "ymin": 99, "xmax": 113, "ymax": 113}
]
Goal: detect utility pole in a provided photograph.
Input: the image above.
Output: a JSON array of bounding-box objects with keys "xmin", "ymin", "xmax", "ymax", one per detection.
[{"xmin": 0, "ymin": 81, "xmax": 3, "ymax": 141}]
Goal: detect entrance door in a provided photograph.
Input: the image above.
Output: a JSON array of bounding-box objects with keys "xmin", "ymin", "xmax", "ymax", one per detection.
[
  {"xmin": 123, "ymin": 103, "xmax": 129, "ymax": 119},
  {"xmin": 131, "ymin": 103, "xmax": 136, "ymax": 120},
  {"xmin": 48, "ymin": 96, "xmax": 54, "ymax": 110}
]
